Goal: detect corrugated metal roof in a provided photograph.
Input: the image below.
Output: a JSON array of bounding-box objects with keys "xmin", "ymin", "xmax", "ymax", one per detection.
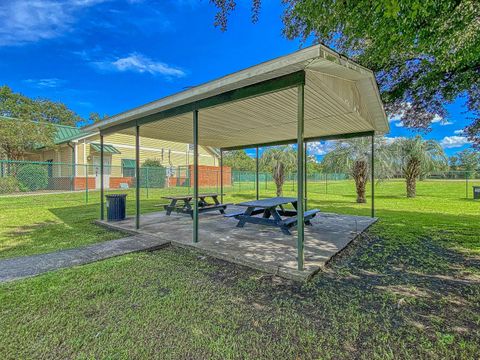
[
  {"xmin": 53, "ymin": 124, "xmax": 91, "ymax": 144},
  {"xmin": 81, "ymin": 44, "xmax": 391, "ymax": 149}
]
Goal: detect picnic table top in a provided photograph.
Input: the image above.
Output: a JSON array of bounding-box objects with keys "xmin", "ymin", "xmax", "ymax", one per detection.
[
  {"xmin": 236, "ymin": 197, "xmax": 298, "ymax": 208},
  {"xmin": 161, "ymin": 193, "xmax": 220, "ymax": 200}
]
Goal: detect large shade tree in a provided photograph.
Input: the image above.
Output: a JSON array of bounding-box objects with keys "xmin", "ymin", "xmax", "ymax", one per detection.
[
  {"xmin": 321, "ymin": 137, "xmax": 393, "ymax": 203},
  {"xmin": 223, "ymin": 150, "xmax": 255, "ymax": 171},
  {"xmin": 210, "ymin": 0, "xmax": 480, "ymax": 147},
  {"xmin": 0, "ymin": 86, "xmax": 83, "ymax": 160},
  {"xmin": 393, "ymin": 136, "xmax": 447, "ymax": 197}
]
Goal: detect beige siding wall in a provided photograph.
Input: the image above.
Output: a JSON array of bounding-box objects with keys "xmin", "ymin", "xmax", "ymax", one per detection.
[{"xmin": 24, "ymin": 133, "xmax": 218, "ymax": 178}]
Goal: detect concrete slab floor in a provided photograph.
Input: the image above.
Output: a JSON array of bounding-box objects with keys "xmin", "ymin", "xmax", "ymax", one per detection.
[{"xmin": 96, "ymin": 206, "xmax": 377, "ymax": 281}]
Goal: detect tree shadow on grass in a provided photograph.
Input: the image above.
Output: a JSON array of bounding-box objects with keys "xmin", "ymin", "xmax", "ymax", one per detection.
[{"xmin": 1, "ymin": 203, "xmax": 115, "ymax": 259}]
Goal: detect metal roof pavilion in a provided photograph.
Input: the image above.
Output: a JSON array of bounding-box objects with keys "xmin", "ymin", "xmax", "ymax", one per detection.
[
  {"xmin": 85, "ymin": 44, "xmax": 388, "ymax": 149},
  {"xmin": 87, "ymin": 44, "xmax": 389, "ymax": 272}
]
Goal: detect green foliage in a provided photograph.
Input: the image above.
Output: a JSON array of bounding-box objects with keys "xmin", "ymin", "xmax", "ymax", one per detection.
[
  {"xmin": 210, "ymin": 0, "xmax": 480, "ymax": 146},
  {"xmin": 392, "ymin": 136, "xmax": 447, "ymax": 197},
  {"xmin": 455, "ymin": 149, "xmax": 480, "ymax": 176},
  {"xmin": 16, "ymin": 164, "xmax": 49, "ymax": 191},
  {"xmin": 140, "ymin": 159, "xmax": 166, "ymax": 188},
  {"xmin": 0, "ymin": 177, "xmax": 19, "ymax": 194},
  {"xmin": 88, "ymin": 112, "xmax": 108, "ymax": 124},
  {"xmin": 306, "ymin": 156, "xmax": 322, "ymax": 176},
  {"xmin": 321, "ymin": 137, "xmax": 394, "ymax": 178},
  {"xmin": 0, "ymin": 86, "xmax": 84, "ymax": 160},
  {"xmin": 260, "ymin": 146, "xmax": 297, "ymax": 196},
  {"xmin": 320, "ymin": 137, "xmax": 394, "ymax": 202},
  {"xmin": 223, "ymin": 150, "xmax": 255, "ymax": 171},
  {"xmin": 393, "ymin": 136, "xmax": 447, "ymax": 175},
  {"xmin": 0, "ymin": 118, "xmax": 56, "ymax": 160},
  {"xmin": 0, "ymin": 86, "xmax": 81, "ymax": 125},
  {"xmin": 260, "ymin": 146, "xmax": 297, "ymax": 174},
  {"xmin": 282, "ymin": 0, "xmax": 480, "ymax": 146}
]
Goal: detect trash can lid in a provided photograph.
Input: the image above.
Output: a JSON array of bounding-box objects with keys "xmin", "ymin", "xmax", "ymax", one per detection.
[{"xmin": 105, "ymin": 194, "xmax": 128, "ymax": 198}]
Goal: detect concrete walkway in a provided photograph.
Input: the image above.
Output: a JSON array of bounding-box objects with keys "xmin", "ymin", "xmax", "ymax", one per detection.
[{"xmin": 0, "ymin": 234, "xmax": 169, "ymax": 283}]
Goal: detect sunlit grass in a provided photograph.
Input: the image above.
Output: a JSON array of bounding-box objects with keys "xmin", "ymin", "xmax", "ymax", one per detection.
[{"xmin": 0, "ymin": 178, "xmax": 479, "ymax": 358}]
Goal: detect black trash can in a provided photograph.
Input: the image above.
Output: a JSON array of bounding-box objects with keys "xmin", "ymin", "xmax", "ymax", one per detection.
[
  {"xmin": 473, "ymin": 186, "xmax": 480, "ymax": 200},
  {"xmin": 106, "ymin": 194, "xmax": 127, "ymax": 221}
]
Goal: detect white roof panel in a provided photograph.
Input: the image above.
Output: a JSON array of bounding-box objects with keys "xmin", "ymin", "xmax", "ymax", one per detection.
[{"xmin": 85, "ymin": 44, "xmax": 389, "ymax": 148}]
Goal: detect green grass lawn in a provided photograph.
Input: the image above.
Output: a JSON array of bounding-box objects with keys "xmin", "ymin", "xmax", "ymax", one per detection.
[{"xmin": 0, "ymin": 179, "xmax": 479, "ymax": 358}]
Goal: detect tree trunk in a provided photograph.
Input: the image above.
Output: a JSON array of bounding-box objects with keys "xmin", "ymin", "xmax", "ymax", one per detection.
[
  {"xmin": 405, "ymin": 158, "xmax": 420, "ymax": 198},
  {"xmin": 353, "ymin": 160, "xmax": 368, "ymax": 203},
  {"xmin": 406, "ymin": 176, "xmax": 417, "ymax": 197},
  {"xmin": 273, "ymin": 161, "xmax": 285, "ymax": 197}
]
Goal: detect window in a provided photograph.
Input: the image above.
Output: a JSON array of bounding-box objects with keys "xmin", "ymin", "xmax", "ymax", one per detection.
[{"xmin": 122, "ymin": 159, "xmax": 136, "ymax": 177}]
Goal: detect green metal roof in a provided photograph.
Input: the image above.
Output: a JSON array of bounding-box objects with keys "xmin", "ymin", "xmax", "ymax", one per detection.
[
  {"xmin": 53, "ymin": 124, "xmax": 91, "ymax": 145},
  {"xmin": 90, "ymin": 143, "xmax": 121, "ymax": 154},
  {"xmin": 53, "ymin": 124, "xmax": 91, "ymax": 144}
]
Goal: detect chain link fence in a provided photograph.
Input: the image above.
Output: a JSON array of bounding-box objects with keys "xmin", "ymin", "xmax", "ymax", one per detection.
[{"xmin": 1, "ymin": 160, "xmax": 479, "ymax": 213}]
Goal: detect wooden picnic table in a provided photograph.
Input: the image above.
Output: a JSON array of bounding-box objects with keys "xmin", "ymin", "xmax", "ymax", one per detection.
[
  {"xmin": 228, "ymin": 197, "xmax": 320, "ymax": 235},
  {"xmin": 162, "ymin": 193, "xmax": 230, "ymax": 218}
]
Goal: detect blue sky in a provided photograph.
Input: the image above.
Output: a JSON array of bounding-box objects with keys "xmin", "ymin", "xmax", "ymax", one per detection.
[{"xmin": 0, "ymin": 0, "xmax": 474, "ymax": 159}]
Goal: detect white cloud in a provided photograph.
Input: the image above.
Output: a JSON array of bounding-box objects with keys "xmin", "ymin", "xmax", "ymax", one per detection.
[
  {"xmin": 0, "ymin": 0, "xmax": 108, "ymax": 46},
  {"xmin": 454, "ymin": 129, "xmax": 464, "ymax": 135},
  {"xmin": 23, "ymin": 78, "xmax": 65, "ymax": 88},
  {"xmin": 93, "ymin": 53, "xmax": 186, "ymax": 77},
  {"xmin": 440, "ymin": 136, "xmax": 471, "ymax": 149},
  {"xmin": 307, "ymin": 142, "xmax": 331, "ymax": 156},
  {"xmin": 388, "ymin": 106, "xmax": 452, "ymax": 126}
]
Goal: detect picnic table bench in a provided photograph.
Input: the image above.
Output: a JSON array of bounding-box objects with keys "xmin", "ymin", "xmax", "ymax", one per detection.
[
  {"xmin": 162, "ymin": 193, "xmax": 231, "ymax": 218},
  {"xmin": 231, "ymin": 197, "xmax": 320, "ymax": 235}
]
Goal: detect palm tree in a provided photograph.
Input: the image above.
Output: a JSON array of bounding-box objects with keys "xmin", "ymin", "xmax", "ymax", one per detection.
[
  {"xmin": 321, "ymin": 137, "xmax": 393, "ymax": 203},
  {"xmin": 393, "ymin": 136, "xmax": 447, "ymax": 197},
  {"xmin": 260, "ymin": 146, "xmax": 297, "ymax": 196}
]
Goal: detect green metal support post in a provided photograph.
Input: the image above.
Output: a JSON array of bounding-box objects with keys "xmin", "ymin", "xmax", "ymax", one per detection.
[
  {"xmin": 193, "ymin": 110, "xmax": 199, "ymax": 243},
  {"xmin": 85, "ymin": 164, "xmax": 89, "ymax": 204},
  {"xmin": 135, "ymin": 125, "xmax": 140, "ymax": 229},
  {"xmin": 304, "ymin": 141, "xmax": 307, "ymax": 210},
  {"xmin": 220, "ymin": 149, "xmax": 224, "ymax": 204},
  {"xmin": 296, "ymin": 82, "xmax": 305, "ymax": 271},
  {"xmin": 371, "ymin": 134, "xmax": 375, "ymax": 218},
  {"xmin": 146, "ymin": 167, "xmax": 149, "ymax": 199},
  {"xmin": 100, "ymin": 134, "xmax": 104, "ymax": 220},
  {"xmin": 256, "ymin": 146, "xmax": 259, "ymax": 200}
]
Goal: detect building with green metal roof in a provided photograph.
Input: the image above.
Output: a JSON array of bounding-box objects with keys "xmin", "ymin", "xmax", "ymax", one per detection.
[{"xmin": 1, "ymin": 116, "xmax": 221, "ymax": 190}]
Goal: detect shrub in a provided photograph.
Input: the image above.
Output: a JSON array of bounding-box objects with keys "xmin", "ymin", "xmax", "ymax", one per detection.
[
  {"xmin": 0, "ymin": 177, "xmax": 19, "ymax": 194},
  {"xmin": 17, "ymin": 164, "xmax": 49, "ymax": 191},
  {"xmin": 140, "ymin": 159, "xmax": 166, "ymax": 188}
]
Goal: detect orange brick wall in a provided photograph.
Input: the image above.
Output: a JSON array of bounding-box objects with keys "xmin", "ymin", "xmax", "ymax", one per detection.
[
  {"xmin": 63, "ymin": 167, "xmax": 230, "ymax": 190},
  {"xmin": 73, "ymin": 177, "xmax": 96, "ymax": 190},
  {"xmin": 188, "ymin": 165, "xmax": 231, "ymax": 187},
  {"xmin": 109, "ymin": 177, "xmax": 134, "ymax": 189},
  {"xmin": 168, "ymin": 177, "xmax": 188, "ymax": 187}
]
